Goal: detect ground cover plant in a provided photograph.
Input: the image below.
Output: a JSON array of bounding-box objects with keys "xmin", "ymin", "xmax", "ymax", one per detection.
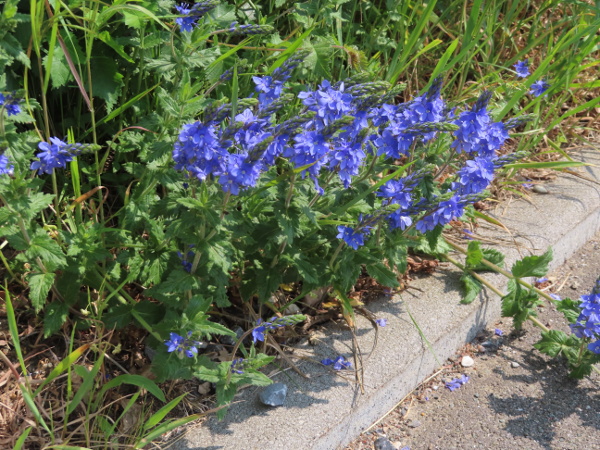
[{"xmin": 0, "ymin": 0, "xmax": 599, "ymax": 448}]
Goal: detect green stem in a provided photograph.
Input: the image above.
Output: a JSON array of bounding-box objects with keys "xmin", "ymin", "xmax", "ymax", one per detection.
[
  {"xmin": 328, "ymin": 241, "xmax": 345, "ymax": 270},
  {"xmin": 51, "ymin": 171, "xmax": 62, "ymax": 233},
  {"xmin": 444, "ymin": 253, "xmax": 550, "ymax": 333},
  {"xmin": 445, "ymin": 238, "xmax": 557, "ymax": 304}
]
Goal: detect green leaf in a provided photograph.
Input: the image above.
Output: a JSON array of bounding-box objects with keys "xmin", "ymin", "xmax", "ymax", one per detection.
[
  {"xmin": 460, "ymin": 273, "xmax": 482, "ymax": 304},
  {"xmin": 151, "ymin": 351, "xmax": 193, "ymax": 382},
  {"xmin": 215, "ymin": 381, "xmax": 237, "ymax": 420},
  {"xmin": 511, "ymin": 248, "xmax": 553, "ymax": 278},
  {"xmin": 104, "ymin": 303, "xmax": 133, "ymax": 329},
  {"xmin": 134, "ymin": 301, "xmax": 165, "ymax": 327},
  {"xmin": 43, "ymin": 301, "xmax": 69, "ymax": 337},
  {"xmin": 93, "ymin": 375, "xmax": 166, "ymax": 409},
  {"xmin": 465, "ymin": 241, "xmax": 483, "ymax": 268},
  {"xmin": 193, "ymin": 316, "xmax": 236, "ymax": 338},
  {"xmin": 89, "ymin": 56, "xmax": 124, "ymax": 113},
  {"xmin": 143, "ymin": 394, "xmax": 187, "ymax": 431},
  {"xmin": 481, "ymin": 248, "xmax": 505, "ymax": 268},
  {"xmin": 366, "ymin": 263, "xmax": 399, "ymax": 288},
  {"xmin": 26, "ymin": 230, "xmax": 67, "ymax": 269},
  {"xmin": 556, "ymin": 298, "xmax": 581, "ymax": 323},
  {"xmin": 194, "ymin": 360, "xmax": 220, "ymax": 384},
  {"xmin": 533, "ymin": 330, "xmax": 572, "ymax": 357},
  {"xmin": 155, "ymin": 269, "xmax": 200, "ymax": 294},
  {"xmin": 27, "ymin": 272, "xmax": 55, "ymax": 312}
]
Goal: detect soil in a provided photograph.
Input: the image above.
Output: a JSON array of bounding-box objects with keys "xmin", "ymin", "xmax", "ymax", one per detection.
[{"xmin": 344, "ymin": 231, "xmax": 600, "ymax": 450}]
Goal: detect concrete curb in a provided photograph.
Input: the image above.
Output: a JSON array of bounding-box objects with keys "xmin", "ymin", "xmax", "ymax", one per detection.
[{"xmin": 174, "ymin": 147, "xmax": 600, "ymax": 450}]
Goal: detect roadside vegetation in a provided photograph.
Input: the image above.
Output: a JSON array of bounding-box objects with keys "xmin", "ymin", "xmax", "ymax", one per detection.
[{"xmin": 0, "ymin": 0, "xmax": 598, "ymax": 448}]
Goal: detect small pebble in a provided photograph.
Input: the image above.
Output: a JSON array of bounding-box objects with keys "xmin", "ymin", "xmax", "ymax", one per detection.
[
  {"xmin": 408, "ymin": 419, "xmax": 422, "ymax": 428},
  {"xmin": 474, "ymin": 393, "xmax": 480, "ymax": 398},
  {"xmin": 532, "ymin": 185, "xmax": 549, "ymax": 194},
  {"xmin": 259, "ymin": 383, "xmax": 288, "ymax": 407},
  {"xmin": 374, "ymin": 436, "xmax": 396, "ymax": 450},
  {"xmin": 511, "ymin": 361, "xmax": 520, "ymax": 368},
  {"xmin": 461, "ymin": 355, "xmax": 475, "ymax": 367}
]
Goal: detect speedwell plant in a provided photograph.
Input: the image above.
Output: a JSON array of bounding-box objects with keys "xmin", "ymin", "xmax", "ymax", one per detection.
[{"xmin": 0, "ymin": 0, "xmax": 541, "ymax": 419}]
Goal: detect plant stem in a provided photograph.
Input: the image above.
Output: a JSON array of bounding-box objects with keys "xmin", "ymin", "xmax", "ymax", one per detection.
[
  {"xmin": 443, "ymin": 253, "xmax": 550, "ymax": 334},
  {"xmin": 444, "ymin": 238, "xmax": 558, "ymax": 304}
]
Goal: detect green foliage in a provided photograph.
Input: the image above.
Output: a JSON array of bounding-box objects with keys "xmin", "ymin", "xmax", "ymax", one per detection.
[
  {"xmin": 195, "ymin": 352, "xmax": 274, "ymax": 420},
  {"xmin": 534, "ymin": 330, "xmax": 600, "ymax": 379},
  {"xmin": 510, "ymin": 248, "xmax": 553, "ymax": 278},
  {"xmin": 1, "ymin": 0, "xmax": 599, "ymax": 444}
]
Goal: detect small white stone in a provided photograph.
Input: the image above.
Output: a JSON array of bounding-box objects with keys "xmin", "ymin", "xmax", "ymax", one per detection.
[
  {"xmin": 461, "ymin": 355, "xmax": 475, "ymax": 367},
  {"xmin": 511, "ymin": 361, "xmax": 520, "ymax": 368}
]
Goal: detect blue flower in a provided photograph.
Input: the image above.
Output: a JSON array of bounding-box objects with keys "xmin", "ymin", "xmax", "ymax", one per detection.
[
  {"xmin": 322, "ymin": 355, "xmax": 352, "ymax": 370},
  {"xmin": 0, "ymin": 92, "xmax": 21, "ymax": 116},
  {"xmin": 228, "ymin": 22, "xmax": 273, "ymax": 35},
  {"xmin": 494, "ymin": 328, "xmax": 503, "ymax": 336},
  {"xmin": 165, "ymin": 332, "xmax": 185, "ymax": 353},
  {"xmin": 0, "ymin": 154, "xmax": 14, "ymax": 176},
  {"xmin": 375, "ymin": 318, "xmax": 387, "ymax": 327},
  {"xmin": 588, "ymin": 340, "xmax": 600, "ymax": 354},
  {"xmin": 250, "ymin": 315, "xmax": 304, "ymax": 344},
  {"xmin": 30, "ymin": 138, "xmax": 86, "ymax": 174},
  {"xmin": 445, "ymin": 374, "xmax": 469, "ymax": 391},
  {"xmin": 175, "ymin": 1, "xmax": 217, "ymax": 32},
  {"xmin": 513, "ymin": 60, "xmax": 530, "ymax": 78},
  {"xmin": 252, "ymin": 319, "xmax": 268, "ymax": 343},
  {"xmin": 164, "ymin": 331, "xmax": 201, "ymax": 357},
  {"xmin": 550, "ymin": 293, "xmax": 561, "ymax": 301},
  {"xmin": 569, "ymin": 293, "xmax": 600, "ymax": 343},
  {"xmin": 416, "ymin": 194, "xmax": 464, "ymax": 233},
  {"xmin": 231, "ymin": 358, "xmax": 245, "ymax": 374},
  {"xmin": 452, "ymin": 156, "xmax": 495, "ymax": 195},
  {"xmin": 177, "ymin": 246, "xmax": 195, "ymax": 273},
  {"xmin": 336, "ymin": 225, "xmax": 368, "ymax": 250},
  {"xmin": 529, "ymin": 80, "xmax": 550, "ymax": 97}
]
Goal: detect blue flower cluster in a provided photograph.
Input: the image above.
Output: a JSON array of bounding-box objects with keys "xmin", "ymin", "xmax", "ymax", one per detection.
[
  {"xmin": 530, "ymin": 80, "xmax": 550, "ymax": 98},
  {"xmin": 173, "ymin": 56, "xmax": 523, "ymax": 250},
  {"xmin": 0, "ymin": 154, "xmax": 14, "ymax": 176},
  {"xmin": 228, "ymin": 22, "xmax": 273, "ymax": 36},
  {"xmin": 514, "ymin": 60, "xmax": 530, "ymax": 78},
  {"xmin": 512, "ymin": 59, "xmax": 550, "ymax": 97},
  {"xmin": 164, "ymin": 331, "xmax": 203, "ymax": 358},
  {"xmin": 231, "ymin": 358, "xmax": 245, "ymax": 374},
  {"xmin": 445, "ymin": 374, "xmax": 469, "ymax": 391},
  {"xmin": 321, "ymin": 355, "xmax": 352, "ymax": 370},
  {"xmin": 174, "ymin": 0, "xmax": 218, "ymax": 32},
  {"xmin": 177, "ymin": 246, "xmax": 196, "ymax": 273},
  {"xmin": 570, "ymin": 291, "xmax": 600, "ymax": 354},
  {"xmin": 251, "ymin": 314, "xmax": 305, "ymax": 343},
  {"xmin": 0, "ymin": 92, "xmax": 21, "ymax": 116},
  {"xmin": 30, "ymin": 137, "xmax": 87, "ymax": 174}
]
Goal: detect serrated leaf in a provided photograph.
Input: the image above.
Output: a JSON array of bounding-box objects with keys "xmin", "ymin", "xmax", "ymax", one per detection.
[
  {"xmin": 134, "ymin": 301, "xmax": 165, "ymax": 326},
  {"xmin": 511, "ymin": 248, "xmax": 553, "ymax": 278},
  {"xmin": 155, "ymin": 269, "xmax": 200, "ymax": 294},
  {"xmin": 481, "ymin": 248, "xmax": 504, "ymax": 267},
  {"xmin": 556, "ymin": 298, "xmax": 582, "ymax": 323},
  {"xmin": 465, "ymin": 240, "xmax": 483, "ymax": 268},
  {"xmin": 104, "ymin": 303, "xmax": 133, "ymax": 329},
  {"xmin": 43, "ymin": 301, "xmax": 69, "ymax": 337},
  {"xmin": 460, "ymin": 273, "xmax": 482, "ymax": 304},
  {"xmin": 193, "ymin": 316, "xmax": 236, "ymax": 337},
  {"xmin": 26, "ymin": 230, "xmax": 67, "ymax": 269},
  {"xmin": 568, "ymin": 362, "xmax": 594, "ymax": 379},
  {"xmin": 366, "ymin": 263, "xmax": 399, "ymax": 288},
  {"xmin": 533, "ymin": 330, "xmax": 571, "ymax": 357},
  {"xmin": 27, "ymin": 272, "xmax": 55, "ymax": 312},
  {"xmin": 90, "ymin": 56, "xmax": 123, "ymax": 113}
]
